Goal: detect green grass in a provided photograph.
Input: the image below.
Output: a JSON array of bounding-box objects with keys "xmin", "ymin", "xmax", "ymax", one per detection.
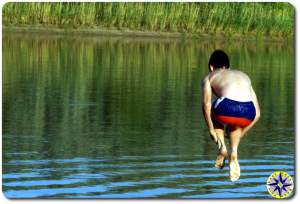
[{"xmin": 2, "ymin": 2, "xmax": 294, "ymax": 38}]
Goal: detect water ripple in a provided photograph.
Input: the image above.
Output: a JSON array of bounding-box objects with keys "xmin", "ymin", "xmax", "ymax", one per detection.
[{"xmin": 2, "ymin": 156, "xmax": 295, "ymax": 198}]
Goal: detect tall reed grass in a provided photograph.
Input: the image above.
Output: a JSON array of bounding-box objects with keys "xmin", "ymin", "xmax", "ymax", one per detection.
[{"xmin": 2, "ymin": 2, "xmax": 294, "ymax": 37}]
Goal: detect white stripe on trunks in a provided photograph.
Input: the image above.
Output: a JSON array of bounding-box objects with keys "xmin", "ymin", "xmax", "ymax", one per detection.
[{"xmin": 214, "ymin": 97, "xmax": 225, "ymax": 109}]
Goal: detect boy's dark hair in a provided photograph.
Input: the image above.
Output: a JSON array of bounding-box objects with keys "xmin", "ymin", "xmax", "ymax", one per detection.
[{"xmin": 208, "ymin": 50, "xmax": 230, "ymax": 70}]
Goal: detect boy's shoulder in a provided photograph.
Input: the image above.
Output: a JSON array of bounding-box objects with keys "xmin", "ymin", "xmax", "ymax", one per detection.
[
  {"xmin": 201, "ymin": 73, "xmax": 211, "ymax": 86},
  {"xmin": 230, "ymin": 69, "xmax": 251, "ymax": 83}
]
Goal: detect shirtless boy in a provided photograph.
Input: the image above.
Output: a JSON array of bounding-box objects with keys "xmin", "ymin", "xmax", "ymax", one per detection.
[{"xmin": 202, "ymin": 50, "xmax": 260, "ymax": 181}]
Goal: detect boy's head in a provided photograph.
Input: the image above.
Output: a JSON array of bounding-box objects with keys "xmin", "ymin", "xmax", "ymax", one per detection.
[{"xmin": 208, "ymin": 50, "xmax": 230, "ymax": 72}]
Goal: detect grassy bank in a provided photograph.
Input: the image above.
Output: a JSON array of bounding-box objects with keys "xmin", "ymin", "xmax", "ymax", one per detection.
[{"xmin": 2, "ymin": 2, "xmax": 294, "ymax": 38}]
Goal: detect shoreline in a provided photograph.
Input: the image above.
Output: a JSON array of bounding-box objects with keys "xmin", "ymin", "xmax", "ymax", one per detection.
[{"xmin": 3, "ymin": 25, "xmax": 292, "ymax": 42}]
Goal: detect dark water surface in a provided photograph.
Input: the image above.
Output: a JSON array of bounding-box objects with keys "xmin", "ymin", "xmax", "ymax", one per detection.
[{"xmin": 3, "ymin": 33, "xmax": 294, "ymax": 198}]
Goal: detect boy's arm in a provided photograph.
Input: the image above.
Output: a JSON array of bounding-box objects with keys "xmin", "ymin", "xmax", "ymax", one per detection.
[
  {"xmin": 202, "ymin": 77, "xmax": 218, "ymax": 143},
  {"xmin": 241, "ymin": 86, "xmax": 261, "ymax": 137}
]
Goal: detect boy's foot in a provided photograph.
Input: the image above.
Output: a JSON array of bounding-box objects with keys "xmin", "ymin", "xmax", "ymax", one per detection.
[
  {"xmin": 229, "ymin": 153, "xmax": 240, "ymax": 181},
  {"xmin": 215, "ymin": 147, "xmax": 227, "ymax": 169},
  {"xmin": 215, "ymin": 154, "xmax": 226, "ymax": 169}
]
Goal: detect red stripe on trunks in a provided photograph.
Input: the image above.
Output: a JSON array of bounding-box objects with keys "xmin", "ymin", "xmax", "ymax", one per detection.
[{"xmin": 214, "ymin": 115, "xmax": 252, "ymax": 128}]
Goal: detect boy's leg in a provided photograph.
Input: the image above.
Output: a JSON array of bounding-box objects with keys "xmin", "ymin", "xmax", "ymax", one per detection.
[
  {"xmin": 229, "ymin": 127, "xmax": 242, "ymax": 181},
  {"xmin": 213, "ymin": 121, "xmax": 228, "ymax": 169}
]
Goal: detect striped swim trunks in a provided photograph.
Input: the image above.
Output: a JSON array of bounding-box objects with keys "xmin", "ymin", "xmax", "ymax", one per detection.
[{"xmin": 212, "ymin": 97, "xmax": 256, "ymax": 128}]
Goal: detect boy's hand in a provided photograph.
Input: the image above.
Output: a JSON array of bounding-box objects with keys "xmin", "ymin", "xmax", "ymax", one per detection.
[{"xmin": 209, "ymin": 129, "xmax": 218, "ymax": 144}]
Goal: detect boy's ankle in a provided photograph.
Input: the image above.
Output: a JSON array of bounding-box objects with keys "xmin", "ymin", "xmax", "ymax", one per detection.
[{"xmin": 230, "ymin": 152, "xmax": 238, "ymax": 160}]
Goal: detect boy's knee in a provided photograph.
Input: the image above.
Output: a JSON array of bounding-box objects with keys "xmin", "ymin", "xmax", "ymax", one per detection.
[{"xmin": 230, "ymin": 146, "xmax": 238, "ymax": 153}]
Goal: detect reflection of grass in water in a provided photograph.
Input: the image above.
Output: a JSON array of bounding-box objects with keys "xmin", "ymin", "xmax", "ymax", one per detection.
[
  {"xmin": 2, "ymin": 2, "xmax": 294, "ymax": 37},
  {"xmin": 3, "ymin": 34, "xmax": 294, "ymax": 159}
]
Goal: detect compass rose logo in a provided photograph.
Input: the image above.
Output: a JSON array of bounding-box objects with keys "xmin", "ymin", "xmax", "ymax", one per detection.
[{"xmin": 266, "ymin": 171, "xmax": 294, "ymax": 199}]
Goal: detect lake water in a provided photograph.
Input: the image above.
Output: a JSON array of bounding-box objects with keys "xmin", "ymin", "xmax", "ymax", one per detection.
[{"xmin": 3, "ymin": 32, "xmax": 295, "ymax": 198}]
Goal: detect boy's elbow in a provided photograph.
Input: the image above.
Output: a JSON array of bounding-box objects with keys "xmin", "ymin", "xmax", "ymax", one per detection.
[{"xmin": 256, "ymin": 111, "xmax": 261, "ymax": 120}]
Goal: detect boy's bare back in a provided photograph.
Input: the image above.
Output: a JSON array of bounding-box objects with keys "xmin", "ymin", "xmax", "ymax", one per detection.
[{"xmin": 203, "ymin": 69, "xmax": 253, "ymax": 102}]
